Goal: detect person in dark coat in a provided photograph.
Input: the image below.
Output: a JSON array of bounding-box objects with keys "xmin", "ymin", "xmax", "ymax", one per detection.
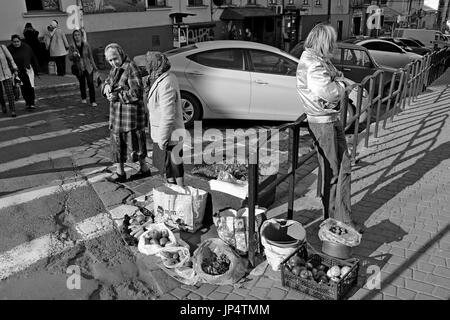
[
  {"xmin": 23, "ymin": 23, "xmax": 44, "ymax": 71},
  {"xmin": 8, "ymin": 34, "xmax": 38, "ymax": 110}
]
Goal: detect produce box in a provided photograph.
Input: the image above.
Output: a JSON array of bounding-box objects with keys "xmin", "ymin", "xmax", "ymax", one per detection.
[{"xmin": 280, "ymin": 242, "xmax": 359, "ymax": 300}]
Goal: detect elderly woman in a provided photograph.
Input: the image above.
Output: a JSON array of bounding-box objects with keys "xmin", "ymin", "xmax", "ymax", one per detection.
[
  {"xmin": 8, "ymin": 34, "xmax": 38, "ymax": 110},
  {"xmin": 0, "ymin": 44, "xmax": 18, "ymax": 117},
  {"xmin": 144, "ymin": 51, "xmax": 185, "ymax": 186},
  {"xmin": 102, "ymin": 43, "xmax": 151, "ymax": 183},
  {"xmin": 296, "ymin": 24, "xmax": 363, "ymax": 233}
]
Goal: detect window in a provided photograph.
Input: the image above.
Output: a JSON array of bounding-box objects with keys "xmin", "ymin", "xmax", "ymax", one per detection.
[
  {"xmin": 342, "ymin": 49, "xmax": 372, "ymax": 67},
  {"xmin": 188, "ymin": 49, "xmax": 244, "ymax": 71},
  {"xmin": 188, "ymin": 0, "xmax": 204, "ymax": 5},
  {"xmin": 247, "ymin": 0, "xmax": 256, "ymax": 4},
  {"xmin": 25, "ymin": 0, "xmax": 60, "ymax": 11},
  {"xmin": 314, "ymin": 0, "xmax": 321, "ymax": 5},
  {"xmin": 331, "ymin": 49, "xmax": 342, "ymax": 65},
  {"xmin": 248, "ymin": 50, "xmax": 297, "ymax": 76},
  {"xmin": 303, "ymin": 0, "xmax": 309, "ymax": 4},
  {"xmin": 362, "ymin": 41, "xmax": 403, "ymax": 53},
  {"xmin": 147, "ymin": 0, "xmax": 166, "ymax": 7}
]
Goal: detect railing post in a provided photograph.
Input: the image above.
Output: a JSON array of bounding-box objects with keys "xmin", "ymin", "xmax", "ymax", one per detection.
[
  {"xmin": 401, "ymin": 64, "xmax": 411, "ymax": 110},
  {"xmin": 383, "ymin": 72, "xmax": 397, "ymax": 129},
  {"xmin": 374, "ymin": 71, "xmax": 384, "ymax": 138},
  {"xmin": 351, "ymin": 85, "xmax": 363, "ymax": 162},
  {"xmin": 365, "ymin": 77, "xmax": 375, "ymax": 148},
  {"xmin": 287, "ymin": 125, "xmax": 299, "ymax": 220},
  {"xmin": 392, "ymin": 70, "xmax": 405, "ymax": 121},
  {"xmin": 247, "ymin": 151, "xmax": 258, "ymax": 267}
]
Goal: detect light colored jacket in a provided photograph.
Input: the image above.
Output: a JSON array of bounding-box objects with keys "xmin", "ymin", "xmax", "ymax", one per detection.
[
  {"xmin": 69, "ymin": 42, "xmax": 97, "ymax": 74},
  {"xmin": 0, "ymin": 45, "xmax": 17, "ymax": 81},
  {"xmin": 146, "ymin": 72, "xmax": 185, "ymax": 147},
  {"xmin": 296, "ymin": 49, "xmax": 346, "ymax": 122},
  {"xmin": 45, "ymin": 28, "xmax": 68, "ymax": 57}
]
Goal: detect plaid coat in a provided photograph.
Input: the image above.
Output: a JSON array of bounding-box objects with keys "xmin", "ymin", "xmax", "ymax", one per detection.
[{"xmin": 103, "ymin": 58, "xmax": 146, "ymax": 133}]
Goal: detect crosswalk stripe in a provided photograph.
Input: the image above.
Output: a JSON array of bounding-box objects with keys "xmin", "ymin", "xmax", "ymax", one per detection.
[
  {"xmin": 0, "ymin": 212, "xmax": 115, "ymax": 280},
  {"xmin": 0, "ymin": 106, "xmax": 77, "ymax": 123},
  {"xmin": 0, "ymin": 146, "xmax": 84, "ymax": 173},
  {"xmin": 0, "ymin": 121, "xmax": 109, "ymax": 149},
  {"xmin": 0, "ymin": 120, "xmax": 48, "ymax": 133}
]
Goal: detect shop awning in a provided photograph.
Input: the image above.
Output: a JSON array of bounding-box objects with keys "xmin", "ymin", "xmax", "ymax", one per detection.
[
  {"xmin": 186, "ymin": 21, "xmax": 216, "ymax": 29},
  {"xmin": 220, "ymin": 7, "xmax": 278, "ymax": 20}
]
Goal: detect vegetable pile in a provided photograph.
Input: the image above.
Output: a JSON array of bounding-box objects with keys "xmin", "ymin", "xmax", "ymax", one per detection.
[{"xmin": 201, "ymin": 253, "xmax": 231, "ymax": 276}]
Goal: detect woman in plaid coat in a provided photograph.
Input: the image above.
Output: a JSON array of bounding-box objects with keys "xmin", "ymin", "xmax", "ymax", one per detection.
[
  {"xmin": 0, "ymin": 44, "xmax": 18, "ymax": 117},
  {"xmin": 102, "ymin": 43, "xmax": 150, "ymax": 183}
]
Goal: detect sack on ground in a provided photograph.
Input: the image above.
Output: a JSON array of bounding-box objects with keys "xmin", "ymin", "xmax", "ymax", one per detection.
[
  {"xmin": 213, "ymin": 206, "xmax": 267, "ymax": 255},
  {"xmin": 153, "ymin": 184, "xmax": 208, "ymax": 233},
  {"xmin": 137, "ymin": 223, "xmax": 177, "ymax": 256},
  {"xmin": 318, "ymin": 218, "xmax": 362, "ymax": 247},
  {"xmin": 193, "ymin": 238, "xmax": 247, "ymax": 285},
  {"xmin": 157, "ymin": 246, "xmax": 190, "ymax": 269},
  {"xmin": 48, "ymin": 61, "xmax": 57, "ymax": 75}
]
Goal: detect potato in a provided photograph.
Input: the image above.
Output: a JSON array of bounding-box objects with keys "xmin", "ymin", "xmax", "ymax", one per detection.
[{"xmin": 159, "ymin": 237, "xmax": 169, "ymax": 247}]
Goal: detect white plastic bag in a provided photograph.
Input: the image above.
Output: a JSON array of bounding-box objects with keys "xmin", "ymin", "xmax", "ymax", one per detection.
[
  {"xmin": 318, "ymin": 218, "xmax": 362, "ymax": 247},
  {"xmin": 157, "ymin": 246, "xmax": 190, "ymax": 269},
  {"xmin": 153, "ymin": 184, "xmax": 208, "ymax": 233},
  {"xmin": 193, "ymin": 238, "xmax": 247, "ymax": 285},
  {"xmin": 137, "ymin": 223, "xmax": 177, "ymax": 256}
]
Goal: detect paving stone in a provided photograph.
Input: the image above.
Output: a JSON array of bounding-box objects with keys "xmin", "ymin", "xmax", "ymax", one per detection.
[
  {"xmin": 285, "ymin": 289, "xmax": 307, "ymax": 300},
  {"xmin": 416, "ymin": 293, "xmax": 439, "ymax": 300},
  {"xmin": 186, "ymin": 293, "xmax": 203, "ymax": 300},
  {"xmin": 244, "ymin": 295, "xmax": 260, "ymax": 300},
  {"xmin": 239, "ymin": 277, "xmax": 259, "ymax": 290},
  {"xmin": 383, "ymin": 294, "xmax": 401, "ymax": 300},
  {"xmin": 249, "ymin": 287, "xmax": 270, "ymax": 300},
  {"xmin": 266, "ymin": 287, "xmax": 287, "ymax": 300},
  {"xmin": 255, "ymin": 277, "xmax": 274, "ymax": 289},
  {"xmin": 412, "ymin": 270, "xmax": 428, "ymax": 282},
  {"xmin": 389, "ymin": 247, "xmax": 406, "ymax": 258},
  {"xmin": 397, "ymin": 288, "xmax": 417, "ymax": 300},
  {"xmin": 264, "ymin": 266, "xmax": 282, "ymax": 282},
  {"xmin": 194, "ymin": 283, "xmax": 218, "ymax": 297},
  {"xmin": 381, "ymin": 284, "xmax": 397, "ymax": 296},
  {"xmin": 425, "ymin": 274, "xmax": 450, "ymax": 288},
  {"xmin": 215, "ymin": 285, "xmax": 234, "ymax": 294},
  {"xmin": 171, "ymin": 287, "xmax": 191, "ymax": 299},
  {"xmin": 431, "ymin": 286, "xmax": 450, "ymax": 300},
  {"xmin": 207, "ymin": 291, "xmax": 228, "ymax": 300},
  {"xmin": 232, "ymin": 288, "xmax": 251, "ymax": 297},
  {"xmin": 158, "ymin": 293, "xmax": 178, "ymax": 300},
  {"xmin": 405, "ymin": 279, "xmax": 435, "ymax": 294},
  {"xmin": 429, "ymin": 256, "xmax": 447, "ymax": 267},
  {"xmin": 432, "ymin": 266, "xmax": 450, "ymax": 279}
]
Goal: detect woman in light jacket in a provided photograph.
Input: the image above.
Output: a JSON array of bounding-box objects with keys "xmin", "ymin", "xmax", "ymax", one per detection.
[
  {"xmin": 296, "ymin": 23, "xmax": 363, "ymax": 233},
  {"xmin": 69, "ymin": 29, "xmax": 98, "ymax": 106},
  {"xmin": 44, "ymin": 20, "xmax": 69, "ymax": 76},
  {"xmin": 144, "ymin": 51, "xmax": 185, "ymax": 186}
]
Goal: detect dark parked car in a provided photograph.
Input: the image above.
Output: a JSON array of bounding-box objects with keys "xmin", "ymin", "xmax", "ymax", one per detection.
[
  {"xmin": 380, "ymin": 37, "xmax": 432, "ymax": 56},
  {"xmin": 290, "ymin": 42, "xmax": 397, "ymax": 97}
]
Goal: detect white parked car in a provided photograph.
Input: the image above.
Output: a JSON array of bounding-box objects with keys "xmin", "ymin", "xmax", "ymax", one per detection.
[
  {"xmin": 134, "ymin": 41, "xmax": 368, "ymax": 127},
  {"xmin": 343, "ymin": 38, "xmax": 422, "ymax": 69}
]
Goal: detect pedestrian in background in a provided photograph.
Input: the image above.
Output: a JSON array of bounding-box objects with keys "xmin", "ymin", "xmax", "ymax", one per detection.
[
  {"xmin": 23, "ymin": 22, "xmax": 45, "ymax": 72},
  {"xmin": 44, "ymin": 20, "xmax": 69, "ymax": 76},
  {"xmin": 8, "ymin": 34, "xmax": 38, "ymax": 111},
  {"xmin": 144, "ymin": 51, "xmax": 185, "ymax": 186},
  {"xmin": 0, "ymin": 44, "xmax": 18, "ymax": 117},
  {"xmin": 69, "ymin": 29, "xmax": 98, "ymax": 107},
  {"xmin": 244, "ymin": 28, "xmax": 252, "ymax": 41},
  {"xmin": 102, "ymin": 43, "xmax": 150, "ymax": 183},
  {"xmin": 296, "ymin": 23, "xmax": 363, "ymax": 233}
]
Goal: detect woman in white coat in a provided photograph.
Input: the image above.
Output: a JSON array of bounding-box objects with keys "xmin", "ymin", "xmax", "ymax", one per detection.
[{"xmin": 144, "ymin": 51, "xmax": 185, "ymax": 186}]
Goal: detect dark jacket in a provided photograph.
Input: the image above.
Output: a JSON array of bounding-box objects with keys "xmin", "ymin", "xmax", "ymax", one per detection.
[{"xmin": 7, "ymin": 42, "xmax": 38, "ymax": 73}]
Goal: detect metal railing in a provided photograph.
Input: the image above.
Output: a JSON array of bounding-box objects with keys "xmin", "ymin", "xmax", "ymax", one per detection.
[{"xmin": 245, "ymin": 48, "xmax": 450, "ymax": 266}]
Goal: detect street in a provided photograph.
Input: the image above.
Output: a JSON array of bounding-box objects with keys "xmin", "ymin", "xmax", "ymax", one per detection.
[{"xmin": 0, "ymin": 94, "xmax": 156, "ymax": 299}]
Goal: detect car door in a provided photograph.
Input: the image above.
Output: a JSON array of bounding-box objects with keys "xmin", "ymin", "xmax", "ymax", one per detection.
[
  {"xmin": 340, "ymin": 48, "xmax": 375, "ymax": 83},
  {"xmin": 246, "ymin": 49, "xmax": 303, "ymax": 120},
  {"xmin": 185, "ymin": 48, "xmax": 251, "ymax": 115},
  {"xmin": 361, "ymin": 41, "xmax": 408, "ymax": 69}
]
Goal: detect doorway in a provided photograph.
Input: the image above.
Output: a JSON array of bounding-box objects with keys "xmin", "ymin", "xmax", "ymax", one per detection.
[
  {"xmin": 353, "ymin": 17, "xmax": 361, "ymax": 36},
  {"xmin": 337, "ymin": 20, "xmax": 343, "ymax": 41}
]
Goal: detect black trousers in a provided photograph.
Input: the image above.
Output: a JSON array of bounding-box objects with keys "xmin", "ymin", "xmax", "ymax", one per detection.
[
  {"xmin": 18, "ymin": 69, "xmax": 35, "ymax": 106},
  {"xmin": 52, "ymin": 55, "xmax": 66, "ymax": 76},
  {"xmin": 77, "ymin": 70, "xmax": 95, "ymax": 103}
]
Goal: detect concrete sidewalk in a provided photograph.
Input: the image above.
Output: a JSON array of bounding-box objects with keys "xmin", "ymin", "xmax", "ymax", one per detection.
[{"xmin": 72, "ymin": 68, "xmax": 450, "ymax": 300}]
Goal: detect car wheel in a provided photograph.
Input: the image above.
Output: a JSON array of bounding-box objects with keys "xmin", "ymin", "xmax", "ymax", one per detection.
[{"xmin": 181, "ymin": 92, "xmax": 202, "ymax": 128}]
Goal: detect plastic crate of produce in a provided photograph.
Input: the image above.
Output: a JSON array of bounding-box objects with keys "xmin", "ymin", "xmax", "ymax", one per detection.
[{"xmin": 280, "ymin": 242, "xmax": 359, "ymax": 300}]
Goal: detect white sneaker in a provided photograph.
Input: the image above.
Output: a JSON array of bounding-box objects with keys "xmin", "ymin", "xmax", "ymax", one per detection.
[
  {"xmin": 81, "ymin": 99, "xmax": 87, "ymax": 104},
  {"xmin": 91, "ymin": 102, "xmax": 98, "ymax": 107}
]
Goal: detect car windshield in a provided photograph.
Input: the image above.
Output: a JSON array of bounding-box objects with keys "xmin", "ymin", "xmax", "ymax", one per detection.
[
  {"xmin": 399, "ymin": 38, "xmax": 419, "ymax": 47},
  {"xmin": 411, "ymin": 38, "xmax": 425, "ymax": 46},
  {"xmin": 165, "ymin": 44, "xmax": 198, "ymax": 57}
]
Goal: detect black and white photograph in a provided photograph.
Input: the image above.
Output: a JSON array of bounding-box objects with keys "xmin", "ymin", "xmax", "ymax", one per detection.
[{"xmin": 0, "ymin": 0, "xmax": 449, "ymax": 305}]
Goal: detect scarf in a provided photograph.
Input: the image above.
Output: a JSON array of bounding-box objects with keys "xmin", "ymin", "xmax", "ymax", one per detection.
[{"xmin": 144, "ymin": 51, "xmax": 171, "ymax": 93}]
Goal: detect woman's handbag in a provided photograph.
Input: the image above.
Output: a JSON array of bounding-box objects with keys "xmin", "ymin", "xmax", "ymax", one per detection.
[
  {"xmin": 71, "ymin": 63, "xmax": 80, "ymax": 77},
  {"xmin": 13, "ymin": 76, "xmax": 21, "ymax": 101}
]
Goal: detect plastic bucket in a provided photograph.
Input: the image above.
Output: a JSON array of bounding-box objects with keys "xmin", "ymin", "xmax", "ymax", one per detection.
[{"xmin": 260, "ymin": 219, "xmax": 306, "ymax": 271}]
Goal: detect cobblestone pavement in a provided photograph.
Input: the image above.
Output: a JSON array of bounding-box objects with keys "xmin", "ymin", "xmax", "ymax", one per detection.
[{"xmin": 78, "ymin": 70, "xmax": 450, "ymax": 300}]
